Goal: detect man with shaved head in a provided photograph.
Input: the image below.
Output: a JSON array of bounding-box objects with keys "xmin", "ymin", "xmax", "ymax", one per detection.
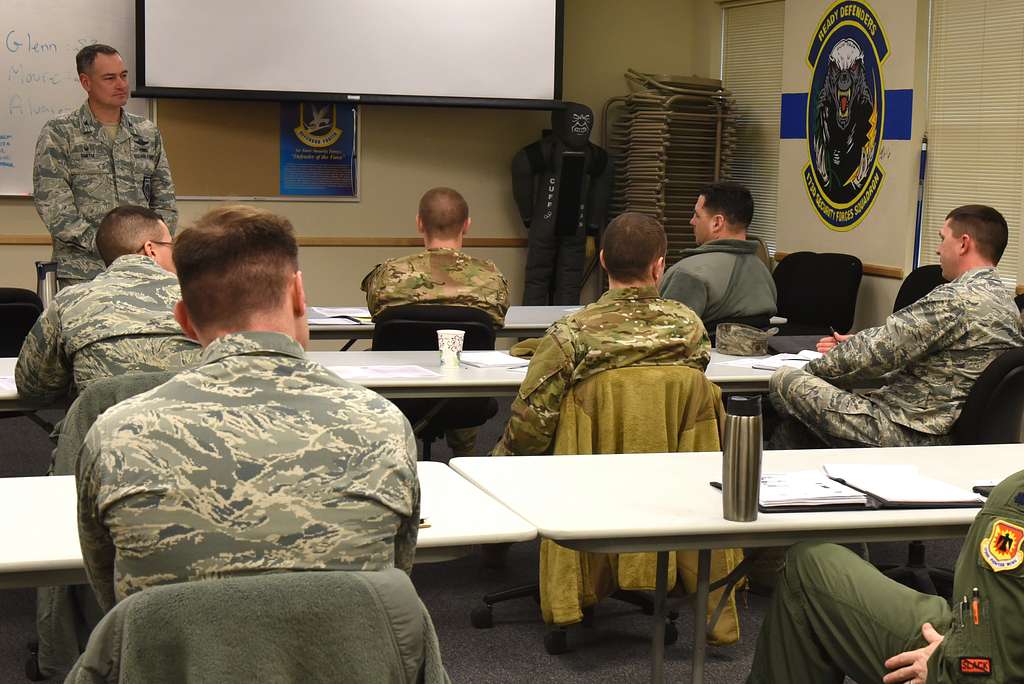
[
  {"xmin": 361, "ymin": 187, "xmax": 511, "ymax": 457},
  {"xmin": 361, "ymin": 186, "xmax": 510, "ymax": 326},
  {"xmin": 16, "ymin": 204, "xmax": 198, "ymax": 403}
]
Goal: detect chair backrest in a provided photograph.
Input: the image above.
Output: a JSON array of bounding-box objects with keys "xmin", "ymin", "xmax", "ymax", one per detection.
[
  {"xmin": 773, "ymin": 251, "xmax": 863, "ymax": 333},
  {"xmin": 893, "ymin": 264, "xmax": 947, "ymax": 313},
  {"xmin": 1014, "ymin": 292, "xmax": 1024, "ymax": 312},
  {"xmin": 553, "ymin": 365, "xmax": 724, "ymax": 455},
  {"xmin": 67, "ymin": 569, "xmax": 448, "ymax": 684},
  {"xmin": 952, "ymin": 348, "xmax": 1024, "ymax": 445},
  {"xmin": 0, "ymin": 287, "xmax": 44, "ymax": 357},
  {"xmin": 372, "ymin": 304, "xmax": 496, "ymax": 351}
]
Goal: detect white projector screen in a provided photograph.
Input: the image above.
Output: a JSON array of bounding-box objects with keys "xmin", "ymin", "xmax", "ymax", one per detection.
[{"xmin": 137, "ymin": 0, "xmax": 562, "ymax": 107}]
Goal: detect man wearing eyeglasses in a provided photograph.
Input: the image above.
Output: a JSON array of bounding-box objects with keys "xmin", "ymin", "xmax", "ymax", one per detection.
[{"xmin": 15, "ymin": 205, "xmax": 199, "ymax": 404}]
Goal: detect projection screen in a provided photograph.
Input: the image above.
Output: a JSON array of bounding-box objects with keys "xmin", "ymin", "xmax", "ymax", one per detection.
[{"xmin": 136, "ymin": 0, "xmax": 563, "ymax": 108}]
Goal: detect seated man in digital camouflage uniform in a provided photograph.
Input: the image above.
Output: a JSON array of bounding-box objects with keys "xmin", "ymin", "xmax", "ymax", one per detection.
[
  {"xmin": 16, "ymin": 205, "xmax": 200, "ymax": 404},
  {"xmin": 77, "ymin": 205, "xmax": 420, "ymax": 611},
  {"xmin": 770, "ymin": 204, "xmax": 1023, "ymax": 449},
  {"xmin": 493, "ymin": 211, "xmax": 709, "ymax": 456},
  {"xmin": 362, "ymin": 186, "xmax": 510, "ymax": 456}
]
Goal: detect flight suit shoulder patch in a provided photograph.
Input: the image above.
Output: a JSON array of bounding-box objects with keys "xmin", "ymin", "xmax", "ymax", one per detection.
[{"xmin": 980, "ymin": 519, "xmax": 1024, "ymax": 572}]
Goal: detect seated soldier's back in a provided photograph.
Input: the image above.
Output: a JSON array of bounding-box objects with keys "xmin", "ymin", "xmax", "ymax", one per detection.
[
  {"xmin": 79, "ymin": 331, "xmax": 418, "ymax": 603},
  {"xmin": 55, "ymin": 256, "xmax": 198, "ymax": 387},
  {"xmin": 362, "ymin": 248, "xmax": 509, "ymax": 325}
]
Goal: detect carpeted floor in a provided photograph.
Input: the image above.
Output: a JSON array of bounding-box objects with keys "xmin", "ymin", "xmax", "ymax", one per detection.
[{"xmin": 0, "ymin": 402, "xmax": 964, "ymax": 683}]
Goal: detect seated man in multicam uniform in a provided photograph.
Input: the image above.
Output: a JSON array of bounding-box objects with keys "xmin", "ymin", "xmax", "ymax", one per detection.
[
  {"xmin": 16, "ymin": 205, "xmax": 200, "ymax": 404},
  {"xmin": 362, "ymin": 186, "xmax": 510, "ymax": 457},
  {"xmin": 77, "ymin": 205, "xmax": 420, "ymax": 610},
  {"xmin": 493, "ymin": 211, "xmax": 709, "ymax": 456}
]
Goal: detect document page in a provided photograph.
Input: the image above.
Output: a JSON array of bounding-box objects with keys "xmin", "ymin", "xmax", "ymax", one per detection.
[
  {"xmin": 327, "ymin": 365, "xmax": 440, "ymax": 381},
  {"xmin": 0, "ymin": 376, "xmax": 16, "ymax": 399},
  {"xmin": 719, "ymin": 350, "xmax": 823, "ymax": 371},
  {"xmin": 759, "ymin": 471, "xmax": 869, "ymax": 509},
  {"xmin": 823, "ymin": 464, "xmax": 983, "ymax": 506},
  {"xmin": 308, "ymin": 306, "xmax": 372, "ymax": 323},
  {"xmin": 459, "ymin": 351, "xmax": 530, "ymax": 368}
]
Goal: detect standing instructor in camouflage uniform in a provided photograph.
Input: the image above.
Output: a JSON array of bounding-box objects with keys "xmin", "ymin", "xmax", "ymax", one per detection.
[
  {"xmin": 34, "ymin": 44, "xmax": 177, "ymax": 287},
  {"xmin": 769, "ymin": 205, "xmax": 1024, "ymax": 449},
  {"xmin": 493, "ymin": 212, "xmax": 709, "ymax": 456}
]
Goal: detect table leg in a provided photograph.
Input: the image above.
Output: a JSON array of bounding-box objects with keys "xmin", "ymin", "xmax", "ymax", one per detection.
[
  {"xmin": 340, "ymin": 339, "xmax": 357, "ymax": 351},
  {"xmin": 651, "ymin": 550, "xmax": 669, "ymax": 684},
  {"xmin": 691, "ymin": 548, "xmax": 711, "ymax": 684}
]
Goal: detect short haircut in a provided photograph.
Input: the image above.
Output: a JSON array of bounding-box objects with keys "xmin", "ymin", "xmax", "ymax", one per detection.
[
  {"xmin": 602, "ymin": 212, "xmax": 667, "ymax": 282},
  {"xmin": 96, "ymin": 205, "xmax": 165, "ymax": 266},
  {"xmin": 699, "ymin": 181, "xmax": 754, "ymax": 230},
  {"xmin": 173, "ymin": 206, "xmax": 299, "ymax": 330},
  {"xmin": 76, "ymin": 44, "xmax": 120, "ymax": 75},
  {"xmin": 946, "ymin": 205, "xmax": 1009, "ymax": 265},
  {"xmin": 418, "ymin": 187, "xmax": 469, "ymax": 238}
]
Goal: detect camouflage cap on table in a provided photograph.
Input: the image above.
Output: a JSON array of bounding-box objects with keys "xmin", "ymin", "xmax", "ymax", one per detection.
[{"xmin": 716, "ymin": 323, "xmax": 773, "ymax": 356}]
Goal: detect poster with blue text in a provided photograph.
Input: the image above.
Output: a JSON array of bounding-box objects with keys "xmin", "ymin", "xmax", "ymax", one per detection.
[{"xmin": 280, "ymin": 102, "xmax": 358, "ymax": 197}]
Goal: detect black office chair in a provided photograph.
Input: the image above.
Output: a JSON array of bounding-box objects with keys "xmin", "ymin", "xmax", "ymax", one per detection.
[
  {"xmin": 371, "ymin": 305, "xmax": 499, "ymax": 460},
  {"xmin": 1014, "ymin": 292, "xmax": 1024, "ymax": 312},
  {"xmin": 892, "ymin": 265, "xmax": 947, "ymax": 314},
  {"xmin": 880, "ymin": 348, "xmax": 1024, "ymax": 597},
  {"xmin": 772, "ymin": 252, "xmax": 862, "ymax": 336},
  {"xmin": 0, "ymin": 288, "xmax": 50, "ymax": 431},
  {"xmin": 0, "ymin": 287, "xmax": 43, "ymax": 357}
]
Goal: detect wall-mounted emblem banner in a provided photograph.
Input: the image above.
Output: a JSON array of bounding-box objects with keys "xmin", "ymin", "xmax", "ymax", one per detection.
[
  {"xmin": 280, "ymin": 102, "xmax": 358, "ymax": 197},
  {"xmin": 803, "ymin": 1, "xmax": 888, "ymax": 231}
]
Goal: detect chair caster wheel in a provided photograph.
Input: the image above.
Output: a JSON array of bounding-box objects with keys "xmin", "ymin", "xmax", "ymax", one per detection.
[
  {"xmin": 25, "ymin": 653, "xmax": 44, "ymax": 681},
  {"xmin": 664, "ymin": 621, "xmax": 679, "ymax": 646},
  {"xmin": 544, "ymin": 628, "xmax": 569, "ymax": 655},
  {"xmin": 470, "ymin": 605, "xmax": 494, "ymax": 629}
]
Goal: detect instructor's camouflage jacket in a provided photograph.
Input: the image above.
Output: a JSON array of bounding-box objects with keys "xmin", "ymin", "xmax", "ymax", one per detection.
[{"xmin": 33, "ymin": 102, "xmax": 177, "ymax": 281}]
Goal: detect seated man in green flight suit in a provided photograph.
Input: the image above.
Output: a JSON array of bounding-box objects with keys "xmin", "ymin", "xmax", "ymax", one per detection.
[{"xmin": 747, "ymin": 470, "xmax": 1024, "ymax": 683}]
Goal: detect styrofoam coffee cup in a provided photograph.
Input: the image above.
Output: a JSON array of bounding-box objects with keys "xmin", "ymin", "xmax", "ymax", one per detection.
[{"xmin": 437, "ymin": 329, "xmax": 465, "ymax": 369}]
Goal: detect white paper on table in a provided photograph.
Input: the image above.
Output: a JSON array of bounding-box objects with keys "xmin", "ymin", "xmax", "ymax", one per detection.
[
  {"xmin": 308, "ymin": 306, "xmax": 372, "ymax": 322},
  {"xmin": 823, "ymin": 464, "xmax": 983, "ymax": 505},
  {"xmin": 308, "ymin": 317, "xmax": 368, "ymax": 326},
  {"xmin": 327, "ymin": 365, "xmax": 440, "ymax": 381},
  {"xmin": 720, "ymin": 350, "xmax": 823, "ymax": 371},
  {"xmin": 459, "ymin": 351, "xmax": 530, "ymax": 368},
  {"xmin": 0, "ymin": 376, "xmax": 17, "ymax": 397},
  {"xmin": 759, "ymin": 471, "xmax": 869, "ymax": 508}
]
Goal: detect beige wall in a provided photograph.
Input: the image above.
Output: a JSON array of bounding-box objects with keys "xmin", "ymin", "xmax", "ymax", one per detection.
[{"xmin": 0, "ymin": 0, "xmax": 698, "ymax": 310}]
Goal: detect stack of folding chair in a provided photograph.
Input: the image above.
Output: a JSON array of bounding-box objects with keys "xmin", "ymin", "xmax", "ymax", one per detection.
[{"xmin": 603, "ymin": 70, "xmax": 737, "ymax": 268}]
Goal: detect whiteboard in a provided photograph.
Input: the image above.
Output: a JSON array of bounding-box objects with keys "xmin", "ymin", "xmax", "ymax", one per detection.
[
  {"xmin": 140, "ymin": 0, "xmax": 559, "ymax": 104},
  {"xmin": 0, "ymin": 0, "xmax": 147, "ymax": 196}
]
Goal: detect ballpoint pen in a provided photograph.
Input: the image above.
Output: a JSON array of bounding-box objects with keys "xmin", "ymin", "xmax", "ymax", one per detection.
[{"xmin": 972, "ymin": 587, "xmax": 980, "ymax": 625}]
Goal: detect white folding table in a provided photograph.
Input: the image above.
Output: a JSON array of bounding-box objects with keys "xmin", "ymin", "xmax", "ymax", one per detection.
[
  {"xmin": 309, "ymin": 304, "xmax": 579, "ymax": 341},
  {"xmin": 451, "ymin": 443, "xmax": 1024, "ymax": 684},
  {"xmin": 0, "ymin": 462, "xmax": 537, "ymax": 590}
]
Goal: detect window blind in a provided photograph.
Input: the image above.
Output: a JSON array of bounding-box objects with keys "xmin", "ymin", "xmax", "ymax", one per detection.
[
  {"xmin": 721, "ymin": 0, "xmax": 785, "ymax": 252},
  {"xmin": 920, "ymin": 0, "xmax": 1024, "ymax": 286}
]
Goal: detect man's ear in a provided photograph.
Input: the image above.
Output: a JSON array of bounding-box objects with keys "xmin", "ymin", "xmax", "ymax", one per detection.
[
  {"xmin": 599, "ymin": 249, "xmax": 607, "ymax": 273},
  {"xmin": 652, "ymin": 256, "xmax": 665, "ymax": 282},
  {"xmin": 174, "ymin": 300, "xmax": 199, "ymax": 341},
  {"xmin": 415, "ymin": 215, "xmax": 426, "ymax": 236},
  {"xmin": 461, "ymin": 217, "xmax": 472, "ymax": 237},
  {"xmin": 292, "ymin": 270, "xmax": 307, "ymax": 318}
]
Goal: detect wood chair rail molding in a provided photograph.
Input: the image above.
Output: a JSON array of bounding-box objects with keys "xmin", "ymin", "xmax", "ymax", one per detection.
[{"xmin": 0, "ymin": 235, "xmax": 527, "ymax": 248}]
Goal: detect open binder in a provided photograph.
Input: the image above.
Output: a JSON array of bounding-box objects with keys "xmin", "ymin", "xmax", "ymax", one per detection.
[{"xmin": 712, "ymin": 465, "xmax": 984, "ymax": 513}]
